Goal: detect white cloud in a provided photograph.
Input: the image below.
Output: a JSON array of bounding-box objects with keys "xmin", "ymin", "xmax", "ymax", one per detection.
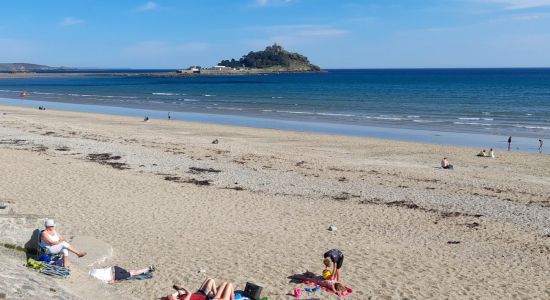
[
  {"xmin": 475, "ymin": 0, "xmax": 550, "ymax": 9},
  {"xmin": 136, "ymin": 1, "xmax": 158, "ymax": 12},
  {"xmin": 59, "ymin": 17, "xmax": 85, "ymax": 27},
  {"xmin": 255, "ymin": 0, "xmax": 294, "ymax": 7},
  {"xmin": 249, "ymin": 24, "xmax": 349, "ymax": 38}
]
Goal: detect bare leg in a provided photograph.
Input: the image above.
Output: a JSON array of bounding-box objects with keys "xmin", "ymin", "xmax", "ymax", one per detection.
[
  {"xmin": 335, "ymin": 268, "xmax": 341, "ymax": 282},
  {"xmin": 63, "ymin": 256, "xmax": 69, "ymax": 268},
  {"xmin": 214, "ymin": 282, "xmax": 234, "ymax": 300},
  {"xmin": 129, "ymin": 268, "xmax": 150, "ymax": 276},
  {"xmin": 199, "ymin": 278, "xmax": 217, "ymax": 295},
  {"xmin": 67, "ymin": 245, "xmax": 86, "ymax": 257}
]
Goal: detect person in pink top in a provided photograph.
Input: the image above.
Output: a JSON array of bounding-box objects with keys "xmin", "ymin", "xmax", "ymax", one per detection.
[{"xmin": 39, "ymin": 219, "xmax": 86, "ymax": 268}]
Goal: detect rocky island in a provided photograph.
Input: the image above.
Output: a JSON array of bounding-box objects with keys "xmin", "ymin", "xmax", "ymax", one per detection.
[{"xmin": 218, "ymin": 43, "xmax": 321, "ymax": 72}]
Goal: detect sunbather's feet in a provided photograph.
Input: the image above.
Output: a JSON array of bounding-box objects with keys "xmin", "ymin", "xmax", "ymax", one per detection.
[
  {"xmin": 77, "ymin": 251, "xmax": 87, "ymax": 258},
  {"xmin": 149, "ymin": 265, "xmax": 156, "ymax": 272}
]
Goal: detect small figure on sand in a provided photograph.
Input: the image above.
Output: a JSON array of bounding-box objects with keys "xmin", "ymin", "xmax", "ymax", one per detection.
[
  {"xmin": 39, "ymin": 219, "xmax": 86, "ymax": 268},
  {"xmin": 168, "ymin": 112, "xmax": 171, "ymax": 120},
  {"xmin": 323, "ymin": 248, "xmax": 344, "ymax": 282},
  {"xmin": 144, "ymin": 116, "xmax": 149, "ymax": 122},
  {"xmin": 166, "ymin": 278, "xmax": 235, "ymax": 300},
  {"xmin": 89, "ymin": 265, "xmax": 155, "ymax": 283},
  {"xmin": 38, "ymin": 106, "xmax": 46, "ymax": 110},
  {"xmin": 539, "ymin": 139, "xmax": 543, "ymax": 153},
  {"xmin": 477, "ymin": 149, "xmax": 495, "ymax": 158},
  {"xmin": 477, "ymin": 149, "xmax": 488, "ymax": 157},
  {"xmin": 508, "ymin": 136, "xmax": 512, "ymax": 151},
  {"xmin": 441, "ymin": 157, "xmax": 453, "ymax": 169}
]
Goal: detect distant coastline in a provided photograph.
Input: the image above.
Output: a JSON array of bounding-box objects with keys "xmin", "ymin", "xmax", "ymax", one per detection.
[{"xmin": 0, "ymin": 69, "xmax": 327, "ymax": 79}]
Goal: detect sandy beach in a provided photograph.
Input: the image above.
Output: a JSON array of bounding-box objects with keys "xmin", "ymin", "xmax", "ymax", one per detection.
[{"xmin": 1, "ymin": 104, "xmax": 549, "ymax": 299}]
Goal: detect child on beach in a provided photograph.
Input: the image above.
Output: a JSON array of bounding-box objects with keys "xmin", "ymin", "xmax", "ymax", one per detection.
[
  {"xmin": 323, "ymin": 248, "xmax": 344, "ymax": 282},
  {"xmin": 441, "ymin": 157, "xmax": 453, "ymax": 170}
]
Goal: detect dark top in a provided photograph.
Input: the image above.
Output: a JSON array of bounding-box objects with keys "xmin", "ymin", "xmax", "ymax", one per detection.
[{"xmin": 324, "ymin": 249, "xmax": 343, "ymax": 263}]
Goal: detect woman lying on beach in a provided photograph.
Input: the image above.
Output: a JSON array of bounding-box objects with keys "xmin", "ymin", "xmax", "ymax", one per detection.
[
  {"xmin": 290, "ymin": 272, "xmax": 348, "ymax": 296},
  {"xmin": 39, "ymin": 219, "xmax": 86, "ymax": 268},
  {"xmin": 167, "ymin": 278, "xmax": 235, "ymax": 300},
  {"xmin": 89, "ymin": 265, "xmax": 155, "ymax": 283}
]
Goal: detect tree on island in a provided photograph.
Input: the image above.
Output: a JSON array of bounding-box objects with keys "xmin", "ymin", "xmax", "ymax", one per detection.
[{"xmin": 218, "ymin": 44, "xmax": 320, "ymax": 71}]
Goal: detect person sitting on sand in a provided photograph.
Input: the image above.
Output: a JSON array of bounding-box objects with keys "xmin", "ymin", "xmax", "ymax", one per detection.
[
  {"xmin": 291, "ymin": 273, "xmax": 348, "ymax": 296},
  {"xmin": 441, "ymin": 157, "xmax": 453, "ymax": 170},
  {"xmin": 477, "ymin": 149, "xmax": 488, "ymax": 157},
  {"xmin": 489, "ymin": 148, "xmax": 495, "ymax": 158},
  {"xmin": 89, "ymin": 265, "xmax": 155, "ymax": 283},
  {"xmin": 167, "ymin": 278, "xmax": 235, "ymax": 300},
  {"xmin": 144, "ymin": 116, "xmax": 149, "ymax": 122},
  {"xmin": 323, "ymin": 248, "xmax": 344, "ymax": 282},
  {"xmin": 39, "ymin": 219, "xmax": 86, "ymax": 268}
]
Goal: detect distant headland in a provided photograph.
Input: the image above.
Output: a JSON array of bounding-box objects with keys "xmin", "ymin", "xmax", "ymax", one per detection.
[
  {"xmin": 0, "ymin": 63, "xmax": 75, "ymax": 73},
  {"xmin": 0, "ymin": 44, "xmax": 321, "ymax": 78}
]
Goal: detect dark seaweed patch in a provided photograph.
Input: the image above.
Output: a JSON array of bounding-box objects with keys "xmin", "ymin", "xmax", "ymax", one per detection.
[
  {"xmin": 87, "ymin": 153, "xmax": 129, "ymax": 170},
  {"xmin": 188, "ymin": 167, "xmax": 221, "ymax": 174}
]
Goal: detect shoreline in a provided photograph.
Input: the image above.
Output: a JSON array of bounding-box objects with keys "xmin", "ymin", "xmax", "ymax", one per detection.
[
  {"xmin": 1, "ymin": 97, "xmax": 546, "ymax": 154},
  {"xmin": 1, "ymin": 104, "xmax": 549, "ymax": 299}
]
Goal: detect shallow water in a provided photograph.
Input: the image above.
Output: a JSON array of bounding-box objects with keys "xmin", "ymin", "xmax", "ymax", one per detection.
[{"xmin": 1, "ymin": 97, "xmax": 545, "ymax": 153}]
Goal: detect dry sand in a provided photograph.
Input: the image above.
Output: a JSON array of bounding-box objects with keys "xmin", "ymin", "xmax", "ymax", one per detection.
[{"xmin": 0, "ymin": 104, "xmax": 549, "ymax": 299}]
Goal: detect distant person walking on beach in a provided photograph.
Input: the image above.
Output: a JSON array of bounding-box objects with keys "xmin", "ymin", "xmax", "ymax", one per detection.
[
  {"xmin": 508, "ymin": 136, "xmax": 512, "ymax": 151},
  {"xmin": 539, "ymin": 139, "xmax": 543, "ymax": 153},
  {"xmin": 167, "ymin": 112, "xmax": 171, "ymax": 120},
  {"xmin": 323, "ymin": 249, "xmax": 344, "ymax": 282}
]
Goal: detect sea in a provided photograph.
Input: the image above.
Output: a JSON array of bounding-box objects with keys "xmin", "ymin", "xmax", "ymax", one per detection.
[{"xmin": 1, "ymin": 68, "xmax": 549, "ymax": 152}]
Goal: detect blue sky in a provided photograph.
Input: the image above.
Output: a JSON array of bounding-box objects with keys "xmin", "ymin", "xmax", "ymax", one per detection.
[{"xmin": 1, "ymin": 0, "xmax": 550, "ymax": 68}]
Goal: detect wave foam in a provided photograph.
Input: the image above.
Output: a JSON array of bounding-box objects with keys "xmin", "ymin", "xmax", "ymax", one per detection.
[{"xmin": 453, "ymin": 122, "xmax": 492, "ymax": 126}]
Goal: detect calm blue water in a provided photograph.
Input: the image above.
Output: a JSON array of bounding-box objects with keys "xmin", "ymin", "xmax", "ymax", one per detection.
[{"xmin": 1, "ymin": 69, "xmax": 549, "ymax": 140}]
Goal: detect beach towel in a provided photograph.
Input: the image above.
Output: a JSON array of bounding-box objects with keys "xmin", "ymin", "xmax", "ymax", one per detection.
[
  {"xmin": 162, "ymin": 293, "xmax": 206, "ymax": 300},
  {"xmin": 119, "ymin": 271, "xmax": 154, "ymax": 281},
  {"xmin": 27, "ymin": 259, "xmax": 70, "ymax": 278},
  {"xmin": 302, "ymin": 279, "xmax": 353, "ymax": 297},
  {"xmin": 40, "ymin": 264, "xmax": 70, "ymax": 278}
]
